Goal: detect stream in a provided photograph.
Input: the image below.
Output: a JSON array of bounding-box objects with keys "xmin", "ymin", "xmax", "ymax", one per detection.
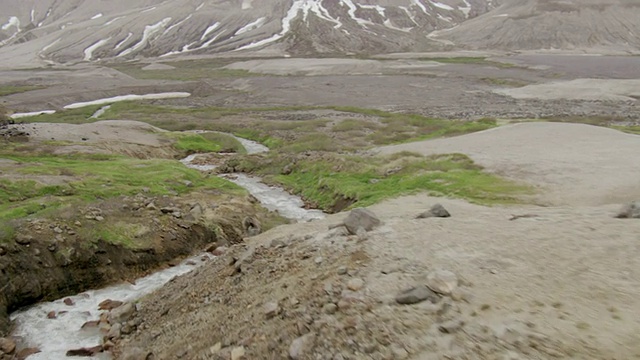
[{"xmin": 9, "ymin": 134, "xmax": 325, "ymax": 359}]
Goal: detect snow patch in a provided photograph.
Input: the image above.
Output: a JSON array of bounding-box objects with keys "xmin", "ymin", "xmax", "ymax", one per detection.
[
  {"xmin": 1, "ymin": 16, "xmax": 20, "ymax": 30},
  {"xmin": 90, "ymin": 13, "xmax": 103, "ymax": 20},
  {"xmin": 384, "ymin": 19, "xmax": 412, "ymax": 32},
  {"xmin": 493, "ymin": 13, "xmax": 509, "ymax": 17},
  {"xmin": 411, "ymin": 0, "xmax": 428, "ymax": 14},
  {"xmin": 10, "ymin": 111, "xmax": 56, "ymax": 119},
  {"xmin": 30, "ymin": 9, "xmax": 35, "ymax": 23},
  {"xmin": 201, "ymin": 22, "xmax": 220, "ymax": 40},
  {"xmin": 141, "ymin": 7, "xmax": 157, "ymax": 13},
  {"xmin": 163, "ymin": 14, "xmax": 192, "ymax": 35},
  {"xmin": 104, "ymin": 16, "xmax": 124, "ymax": 26},
  {"xmin": 235, "ymin": 17, "xmax": 266, "ymax": 35},
  {"xmin": 64, "ymin": 92, "xmax": 191, "ymax": 109},
  {"xmin": 459, "ymin": 0, "xmax": 472, "ymax": 17},
  {"xmin": 196, "ymin": 3, "xmax": 205, "ymax": 11},
  {"xmin": 90, "ymin": 105, "xmax": 111, "ymax": 119},
  {"xmin": 359, "ymin": 4, "xmax": 386, "ymax": 18},
  {"xmin": 41, "ymin": 38, "xmax": 61, "ymax": 53},
  {"xmin": 114, "ymin": 32, "xmax": 133, "ymax": 50},
  {"xmin": 400, "ymin": 6, "xmax": 419, "ymax": 25},
  {"xmin": 432, "ymin": 1, "xmax": 454, "ymax": 10},
  {"xmin": 340, "ymin": 0, "xmax": 374, "ymax": 27},
  {"xmin": 117, "ymin": 18, "xmax": 172, "ymax": 57},
  {"xmin": 83, "ymin": 38, "xmax": 111, "ymax": 61}
]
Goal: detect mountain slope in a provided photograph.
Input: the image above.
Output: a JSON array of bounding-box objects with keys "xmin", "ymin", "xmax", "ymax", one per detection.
[
  {"xmin": 0, "ymin": 0, "xmax": 496, "ymax": 64},
  {"xmin": 431, "ymin": 0, "xmax": 640, "ymax": 52}
]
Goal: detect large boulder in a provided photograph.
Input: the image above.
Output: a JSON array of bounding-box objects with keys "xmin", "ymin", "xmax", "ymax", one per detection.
[
  {"xmin": 416, "ymin": 204, "xmax": 451, "ymax": 219},
  {"xmin": 343, "ymin": 208, "xmax": 381, "ymax": 235},
  {"xmin": 616, "ymin": 201, "xmax": 640, "ymax": 219}
]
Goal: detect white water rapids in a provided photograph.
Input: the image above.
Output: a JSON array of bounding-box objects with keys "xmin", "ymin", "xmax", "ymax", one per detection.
[{"xmin": 9, "ymin": 134, "xmax": 324, "ymax": 358}]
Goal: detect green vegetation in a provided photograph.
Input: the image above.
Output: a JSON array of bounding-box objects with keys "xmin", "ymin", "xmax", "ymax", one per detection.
[
  {"xmin": 0, "ymin": 146, "xmax": 243, "ymax": 221},
  {"xmin": 230, "ymin": 152, "xmax": 530, "ymax": 211},
  {"xmin": 480, "ymin": 77, "xmax": 528, "ymax": 87},
  {"xmin": 110, "ymin": 59, "xmax": 256, "ymax": 81},
  {"xmin": 421, "ymin": 57, "xmax": 516, "ymax": 68},
  {"xmin": 169, "ymin": 132, "xmax": 247, "ymax": 154},
  {"xmin": 0, "ymin": 85, "xmax": 45, "ymax": 97}
]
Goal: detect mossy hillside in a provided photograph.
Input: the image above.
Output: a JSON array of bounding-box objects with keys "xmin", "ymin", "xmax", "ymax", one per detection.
[
  {"xmin": 0, "ymin": 148, "xmax": 244, "ymax": 222},
  {"xmin": 225, "ymin": 152, "xmax": 531, "ymax": 212}
]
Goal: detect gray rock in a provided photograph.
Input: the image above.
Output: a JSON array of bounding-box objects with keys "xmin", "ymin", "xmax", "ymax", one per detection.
[
  {"xmin": 107, "ymin": 323, "xmax": 122, "ymax": 340},
  {"xmin": 289, "ymin": 333, "xmax": 316, "ymax": 360},
  {"xmin": 347, "ymin": 278, "xmax": 364, "ymax": 291},
  {"xmin": 0, "ymin": 337, "xmax": 16, "ymax": 354},
  {"xmin": 337, "ymin": 266, "xmax": 348, "ymax": 275},
  {"xmin": 15, "ymin": 234, "xmax": 32, "ymax": 245},
  {"xmin": 356, "ymin": 226, "xmax": 368, "ymax": 241},
  {"xmin": 417, "ymin": 203, "xmax": 451, "ymax": 218},
  {"xmin": 263, "ymin": 301, "xmax": 280, "ymax": 319},
  {"xmin": 616, "ymin": 201, "xmax": 640, "ymax": 218},
  {"xmin": 323, "ymin": 303, "xmax": 338, "ymax": 314},
  {"xmin": 189, "ymin": 204, "xmax": 203, "ymax": 220},
  {"xmin": 343, "ymin": 208, "xmax": 381, "ymax": 235},
  {"xmin": 438, "ymin": 320, "xmax": 465, "ymax": 334},
  {"xmin": 120, "ymin": 347, "xmax": 154, "ymax": 360},
  {"xmin": 427, "ymin": 270, "xmax": 459, "ymax": 295},
  {"xmin": 231, "ymin": 346, "xmax": 245, "ymax": 360},
  {"xmin": 109, "ymin": 302, "xmax": 135, "ymax": 324},
  {"xmin": 395, "ymin": 285, "xmax": 440, "ymax": 305}
]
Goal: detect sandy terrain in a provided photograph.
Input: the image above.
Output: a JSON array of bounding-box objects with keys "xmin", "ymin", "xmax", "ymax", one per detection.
[
  {"xmin": 376, "ymin": 122, "xmax": 640, "ymax": 206},
  {"xmin": 495, "ymin": 79, "xmax": 640, "ymax": 102},
  {"xmin": 110, "ymin": 119, "xmax": 640, "ymax": 359}
]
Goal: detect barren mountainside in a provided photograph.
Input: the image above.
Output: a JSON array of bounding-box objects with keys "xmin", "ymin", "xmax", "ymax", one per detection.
[
  {"xmin": 432, "ymin": 0, "xmax": 640, "ymax": 52},
  {"xmin": 0, "ymin": 0, "xmax": 496, "ymax": 63}
]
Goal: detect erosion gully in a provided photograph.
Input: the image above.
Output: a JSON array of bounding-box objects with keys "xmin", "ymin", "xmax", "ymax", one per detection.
[{"xmin": 10, "ymin": 132, "xmax": 325, "ymax": 359}]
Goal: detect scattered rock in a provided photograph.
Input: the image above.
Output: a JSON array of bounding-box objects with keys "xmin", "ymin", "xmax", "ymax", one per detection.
[
  {"xmin": 438, "ymin": 320, "xmax": 465, "ymax": 334},
  {"xmin": 243, "ymin": 216, "xmax": 261, "ymax": 236},
  {"xmin": 16, "ymin": 347, "xmax": 41, "ymax": 359},
  {"xmin": 81, "ymin": 320, "xmax": 100, "ymax": 329},
  {"xmin": 314, "ymin": 256, "xmax": 324, "ymax": 264},
  {"xmin": 63, "ymin": 298, "xmax": 75, "ymax": 306},
  {"xmin": 120, "ymin": 347, "xmax": 154, "ymax": 360},
  {"xmin": 231, "ymin": 346, "xmax": 245, "ymax": 360},
  {"xmin": 95, "ymin": 216, "xmax": 105, "ymax": 222},
  {"xmin": 99, "ymin": 299, "xmax": 124, "ymax": 311},
  {"xmin": 15, "ymin": 234, "xmax": 33, "ymax": 245},
  {"xmin": 107, "ymin": 323, "xmax": 122, "ymax": 340},
  {"xmin": 323, "ymin": 303, "xmax": 338, "ymax": 314},
  {"xmin": 282, "ymin": 164, "xmax": 293, "ymax": 175},
  {"xmin": 109, "ymin": 302, "xmax": 136, "ymax": 324},
  {"xmin": 416, "ymin": 203, "xmax": 451, "ymax": 218},
  {"xmin": 0, "ymin": 246, "xmax": 6, "ymax": 256},
  {"xmin": 289, "ymin": 333, "xmax": 316, "ymax": 360},
  {"xmin": 343, "ymin": 208, "xmax": 381, "ymax": 235},
  {"xmin": 160, "ymin": 207, "xmax": 179, "ymax": 214},
  {"xmin": 211, "ymin": 246, "xmax": 228, "ymax": 256},
  {"xmin": 347, "ymin": 278, "xmax": 364, "ymax": 291},
  {"xmin": 47, "ymin": 311, "xmax": 57, "ymax": 319},
  {"xmin": 616, "ymin": 201, "xmax": 640, "ymax": 218},
  {"xmin": 337, "ymin": 266, "xmax": 348, "ymax": 275},
  {"xmin": 66, "ymin": 345, "xmax": 103, "ymax": 357},
  {"xmin": 356, "ymin": 227, "xmax": 367, "ymax": 241},
  {"xmin": 427, "ymin": 270, "xmax": 458, "ymax": 295},
  {"xmin": 263, "ymin": 301, "xmax": 280, "ymax": 319},
  {"xmin": 395, "ymin": 285, "xmax": 440, "ymax": 305},
  {"xmin": 390, "ymin": 345, "xmax": 409, "ymax": 359},
  {"xmin": 0, "ymin": 337, "xmax": 16, "ymax": 354}
]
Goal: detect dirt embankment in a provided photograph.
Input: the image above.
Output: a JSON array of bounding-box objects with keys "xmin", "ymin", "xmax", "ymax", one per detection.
[{"xmin": 0, "ymin": 190, "xmax": 272, "ymax": 337}]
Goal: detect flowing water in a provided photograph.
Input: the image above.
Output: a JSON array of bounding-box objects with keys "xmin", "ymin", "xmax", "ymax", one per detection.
[{"xmin": 9, "ymin": 135, "xmax": 324, "ymax": 358}]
